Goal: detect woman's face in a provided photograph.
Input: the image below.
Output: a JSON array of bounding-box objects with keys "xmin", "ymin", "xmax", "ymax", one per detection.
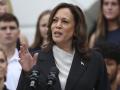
[
  {"xmin": 51, "ymin": 8, "xmax": 75, "ymax": 45},
  {"xmin": 103, "ymin": 0, "xmax": 120, "ymax": 20},
  {"xmin": 39, "ymin": 14, "xmax": 50, "ymax": 40},
  {"xmin": 0, "ymin": 1, "xmax": 9, "ymax": 15},
  {"xmin": 0, "ymin": 51, "xmax": 7, "ymax": 80}
]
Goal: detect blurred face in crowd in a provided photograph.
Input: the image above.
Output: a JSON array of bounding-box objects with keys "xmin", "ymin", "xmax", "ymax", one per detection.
[
  {"xmin": 105, "ymin": 58, "xmax": 118, "ymax": 82},
  {"xmin": 0, "ymin": 0, "xmax": 9, "ymax": 15},
  {"xmin": 0, "ymin": 21, "xmax": 20, "ymax": 46},
  {"xmin": 51, "ymin": 8, "xmax": 75, "ymax": 46},
  {"xmin": 103, "ymin": 0, "xmax": 120, "ymax": 21},
  {"xmin": 0, "ymin": 50, "xmax": 7, "ymax": 80},
  {"xmin": 39, "ymin": 13, "xmax": 50, "ymax": 40}
]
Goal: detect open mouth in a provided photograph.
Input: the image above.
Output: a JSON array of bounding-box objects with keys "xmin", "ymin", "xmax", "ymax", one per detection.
[{"xmin": 53, "ymin": 31, "xmax": 63, "ymax": 37}]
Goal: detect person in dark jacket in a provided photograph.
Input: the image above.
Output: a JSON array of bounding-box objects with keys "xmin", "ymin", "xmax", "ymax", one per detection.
[{"xmin": 19, "ymin": 3, "xmax": 110, "ymax": 90}]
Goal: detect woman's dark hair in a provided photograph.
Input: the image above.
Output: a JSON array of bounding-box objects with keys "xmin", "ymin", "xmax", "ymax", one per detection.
[
  {"xmin": 46, "ymin": 3, "xmax": 89, "ymax": 57},
  {"xmin": 16, "ymin": 38, "xmax": 20, "ymax": 51}
]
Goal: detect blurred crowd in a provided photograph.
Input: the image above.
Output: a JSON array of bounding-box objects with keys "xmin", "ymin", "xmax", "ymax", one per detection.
[{"xmin": 0, "ymin": 0, "xmax": 120, "ymax": 90}]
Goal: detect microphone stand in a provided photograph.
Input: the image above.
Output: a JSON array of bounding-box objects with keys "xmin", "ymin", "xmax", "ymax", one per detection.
[{"xmin": 46, "ymin": 84, "xmax": 54, "ymax": 90}]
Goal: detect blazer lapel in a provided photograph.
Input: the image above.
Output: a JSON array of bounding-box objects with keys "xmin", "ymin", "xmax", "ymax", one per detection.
[
  {"xmin": 65, "ymin": 51, "xmax": 87, "ymax": 90},
  {"xmin": 39, "ymin": 50, "xmax": 61, "ymax": 90}
]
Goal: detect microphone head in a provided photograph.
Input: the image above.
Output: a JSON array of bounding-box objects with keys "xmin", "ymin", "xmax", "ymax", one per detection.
[
  {"xmin": 50, "ymin": 67, "xmax": 59, "ymax": 75},
  {"xmin": 47, "ymin": 67, "xmax": 59, "ymax": 86},
  {"xmin": 29, "ymin": 66, "xmax": 40, "ymax": 88}
]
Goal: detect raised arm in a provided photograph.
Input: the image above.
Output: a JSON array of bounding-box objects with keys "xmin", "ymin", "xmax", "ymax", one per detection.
[{"xmin": 19, "ymin": 43, "xmax": 37, "ymax": 72}]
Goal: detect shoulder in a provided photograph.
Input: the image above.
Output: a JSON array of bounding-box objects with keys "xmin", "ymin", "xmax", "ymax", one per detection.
[
  {"xmin": 91, "ymin": 49, "xmax": 103, "ymax": 58},
  {"xmin": 85, "ymin": 49, "xmax": 106, "ymax": 74},
  {"xmin": 37, "ymin": 49, "xmax": 53, "ymax": 61},
  {"xmin": 3, "ymin": 85, "xmax": 8, "ymax": 90},
  {"xmin": 89, "ymin": 49, "xmax": 104, "ymax": 65},
  {"xmin": 38, "ymin": 49, "xmax": 52, "ymax": 56},
  {"xmin": 29, "ymin": 47, "xmax": 41, "ymax": 53}
]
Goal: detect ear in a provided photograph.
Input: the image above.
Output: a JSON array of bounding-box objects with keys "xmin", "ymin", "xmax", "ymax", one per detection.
[{"xmin": 17, "ymin": 28, "xmax": 20, "ymax": 36}]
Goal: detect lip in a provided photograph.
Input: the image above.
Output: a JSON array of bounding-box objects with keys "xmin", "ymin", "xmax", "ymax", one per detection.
[
  {"xmin": 5, "ymin": 36, "xmax": 12, "ymax": 39},
  {"xmin": 105, "ymin": 11, "xmax": 113, "ymax": 14},
  {"xmin": 53, "ymin": 31, "xmax": 63, "ymax": 37},
  {"xmin": 5, "ymin": 38, "xmax": 11, "ymax": 40}
]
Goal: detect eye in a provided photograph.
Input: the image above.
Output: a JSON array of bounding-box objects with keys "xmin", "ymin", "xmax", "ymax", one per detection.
[
  {"xmin": 112, "ymin": 2, "xmax": 118, "ymax": 6},
  {"xmin": 62, "ymin": 20, "xmax": 69, "ymax": 24},
  {"xmin": 10, "ymin": 26, "xmax": 17, "ymax": 30},
  {"xmin": 52, "ymin": 18, "xmax": 58, "ymax": 23},
  {"xmin": 0, "ymin": 59, "xmax": 5, "ymax": 63},
  {"xmin": 41, "ymin": 24, "xmax": 47, "ymax": 27},
  {"xmin": 0, "ymin": 26, "xmax": 17, "ymax": 31},
  {"xmin": 0, "ymin": 26, "xmax": 7, "ymax": 31},
  {"xmin": 103, "ymin": 2, "xmax": 109, "ymax": 6}
]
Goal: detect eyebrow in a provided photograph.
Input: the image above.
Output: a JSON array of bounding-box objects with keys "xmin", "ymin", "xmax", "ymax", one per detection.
[{"xmin": 0, "ymin": 58, "xmax": 5, "ymax": 61}]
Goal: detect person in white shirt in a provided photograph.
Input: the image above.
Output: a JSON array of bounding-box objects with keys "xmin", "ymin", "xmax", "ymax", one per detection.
[{"xmin": 0, "ymin": 13, "xmax": 21, "ymax": 90}]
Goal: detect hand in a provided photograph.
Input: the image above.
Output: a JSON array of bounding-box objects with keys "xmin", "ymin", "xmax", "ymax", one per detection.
[{"xmin": 19, "ymin": 43, "xmax": 38, "ymax": 72}]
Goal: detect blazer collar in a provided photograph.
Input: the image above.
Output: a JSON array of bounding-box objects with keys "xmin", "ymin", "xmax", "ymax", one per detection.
[
  {"xmin": 41, "ymin": 49, "xmax": 87, "ymax": 90},
  {"xmin": 65, "ymin": 51, "xmax": 87, "ymax": 90},
  {"xmin": 41, "ymin": 50, "xmax": 62, "ymax": 90}
]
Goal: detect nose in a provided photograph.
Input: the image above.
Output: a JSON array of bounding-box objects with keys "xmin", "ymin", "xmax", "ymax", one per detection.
[
  {"xmin": 0, "ymin": 8, "xmax": 6, "ymax": 14},
  {"xmin": 56, "ymin": 20, "xmax": 62, "ymax": 29},
  {"xmin": 45, "ymin": 26, "xmax": 48, "ymax": 31},
  {"xmin": 108, "ymin": 4, "xmax": 112, "ymax": 10},
  {"xmin": 6, "ymin": 27, "xmax": 11, "ymax": 34}
]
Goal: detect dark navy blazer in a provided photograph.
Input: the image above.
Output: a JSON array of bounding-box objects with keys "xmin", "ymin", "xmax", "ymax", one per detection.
[{"xmin": 17, "ymin": 49, "xmax": 110, "ymax": 90}]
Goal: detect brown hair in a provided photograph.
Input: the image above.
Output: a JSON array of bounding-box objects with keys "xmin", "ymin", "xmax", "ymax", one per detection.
[
  {"xmin": 0, "ymin": 48, "xmax": 7, "ymax": 62},
  {"xmin": 95, "ymin": 0, "xmax": 120, "ymax": 40},
  {"xmin": 31, "ymin": 10, "xmax": 51, "ymax": 49},
  {"xmin": 0, "ymin": 47, "xmax": 7, "ymax": 82},
  {"xmin": 46, "ymin": 3, "xmax": 89, "ymax": 57},
  {"xmin": 0, "ymin": 13, "xmax": 19, "ymax": 27}
]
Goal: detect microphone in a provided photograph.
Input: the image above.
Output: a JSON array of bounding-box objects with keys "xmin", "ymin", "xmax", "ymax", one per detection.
[
  {"xmin": 29, "ymin": 66, "xmax": 40, "ymax": 89},
  {"xmin": 47, "ymin": 67, "xmax": 59, "ymax": 87}
]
